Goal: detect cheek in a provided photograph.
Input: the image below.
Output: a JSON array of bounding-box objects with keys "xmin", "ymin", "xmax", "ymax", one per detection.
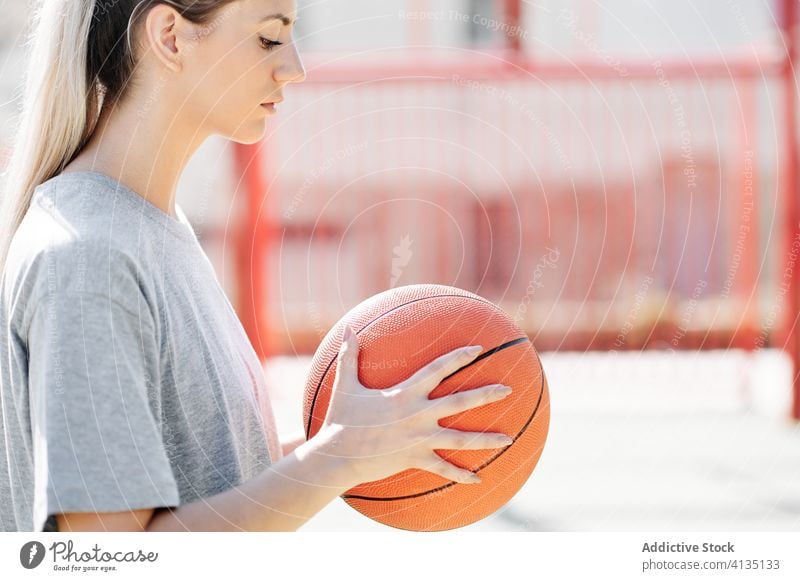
[{"xmin": 193, "ymin": 45, "xmax": 264, "ymax": 123}]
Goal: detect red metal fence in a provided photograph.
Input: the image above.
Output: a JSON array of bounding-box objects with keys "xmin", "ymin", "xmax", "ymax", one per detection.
[{"xmin": 234, "ymin": 54, "xmax": 780, "ymax": 338}]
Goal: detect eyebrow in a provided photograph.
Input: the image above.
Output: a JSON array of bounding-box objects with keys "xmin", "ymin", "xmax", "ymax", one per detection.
[{"xmin": 259, "ymin": 13, "xmax": 296, "ymax": 26}]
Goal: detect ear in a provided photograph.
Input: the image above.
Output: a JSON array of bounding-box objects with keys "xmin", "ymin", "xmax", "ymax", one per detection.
[{"xmin": 141, "ymin": 4, "xmax": 192, "ymax": 73}]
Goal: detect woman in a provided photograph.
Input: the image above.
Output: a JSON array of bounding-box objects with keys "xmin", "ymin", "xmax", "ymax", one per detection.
[{"xmin": 0, "ymin": 0, "xmax": 513, "ymax": 532}]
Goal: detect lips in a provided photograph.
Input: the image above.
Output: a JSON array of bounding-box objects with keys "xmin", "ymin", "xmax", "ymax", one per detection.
[{"xmin": 261, "ymin": 98, "xmax": 283, "ymax": 114}]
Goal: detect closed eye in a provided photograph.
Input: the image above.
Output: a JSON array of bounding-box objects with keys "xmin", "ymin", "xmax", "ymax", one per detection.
[{"xmin": 259, "ymin": 36, "xmax": 283, "ymax": 51}]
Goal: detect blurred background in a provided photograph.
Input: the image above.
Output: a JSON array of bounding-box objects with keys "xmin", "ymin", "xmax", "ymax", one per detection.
[{"xmin": 2, "ymin": 0, "xmax": 799, "ymax": 531}]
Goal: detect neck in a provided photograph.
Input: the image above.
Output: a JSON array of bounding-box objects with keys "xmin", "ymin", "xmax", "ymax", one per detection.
[{"xmin": 63, "ymin": 92, "xmax": 208, "ymax": 219}]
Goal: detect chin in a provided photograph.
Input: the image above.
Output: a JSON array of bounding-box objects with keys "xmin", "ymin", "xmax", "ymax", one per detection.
[
  {"xmin": 228, "ymin": 125, "xmax": 268, "ymax": 145},
  {"xmin": 233, "ymin": 133, "xmax": 265, "ymax": 146},
  {"xmin": 214, "ymin": 111, "xmax": 268, "ymax": 145}
]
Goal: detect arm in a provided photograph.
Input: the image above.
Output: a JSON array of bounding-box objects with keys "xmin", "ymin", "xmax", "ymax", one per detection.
[
  {"xmin": 57, "ymin": 509, "xmax": 154, "ymax": 532},
  {"xmin": 280, "ymin": 429, "xmax": 307, "ymax": 457},
  {"xmin": 56, "ymin": 429, "xmax": 355, "ymax": 532}
]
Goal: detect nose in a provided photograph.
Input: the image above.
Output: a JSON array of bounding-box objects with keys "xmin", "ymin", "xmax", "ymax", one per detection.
[{"xmin": 275, "ymin": 44, "xmax": 306, "ymax": 84}]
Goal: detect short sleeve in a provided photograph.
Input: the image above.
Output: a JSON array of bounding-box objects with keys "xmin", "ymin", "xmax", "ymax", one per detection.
[{"xmin": 26, "ymin": 291, "xmax": 179, "ymax": 532}]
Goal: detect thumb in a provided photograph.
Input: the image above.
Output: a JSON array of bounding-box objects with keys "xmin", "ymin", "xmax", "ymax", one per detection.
[
  {"xmin": 333, "ymin": 324, "xmax": 359, "ymax": 392},
  {"xmin": 322, "ymin": 325, "xmax": 360, "ymax": 429}
]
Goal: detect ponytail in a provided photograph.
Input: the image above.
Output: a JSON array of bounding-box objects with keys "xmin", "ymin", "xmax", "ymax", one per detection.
[
  {"xmin": 0, "ymin": 0, "xmax": 100, "ymax": 273},
  {"xmin": 0, "ymin": 0, "xmax": 238, "ymax": 274}
]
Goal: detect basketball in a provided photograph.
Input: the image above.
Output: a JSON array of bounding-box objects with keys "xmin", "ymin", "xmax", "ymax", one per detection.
[{"xmin": 303, "ymin": 284, "xmax": 550, "ymax": 531}]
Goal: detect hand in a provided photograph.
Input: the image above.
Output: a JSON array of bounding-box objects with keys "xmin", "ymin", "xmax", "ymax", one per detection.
[{"xmin": 315, "ymin": 325, "xmax": 514, "ymax": 486}]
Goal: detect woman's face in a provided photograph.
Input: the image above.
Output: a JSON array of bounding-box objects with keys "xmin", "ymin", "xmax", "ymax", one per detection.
[{"xmin": 175, "ymin": 0, "xmax": 306, "ymax": 144}]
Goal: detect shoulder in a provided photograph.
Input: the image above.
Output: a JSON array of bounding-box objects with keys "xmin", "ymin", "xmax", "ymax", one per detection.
[
  {"xmin": 11, "ymin": 173, "xmax": 139, "ymax": 248},
  {"xmin": 4, "ymin": 178, "xmax": 159, "ymax": 334}
]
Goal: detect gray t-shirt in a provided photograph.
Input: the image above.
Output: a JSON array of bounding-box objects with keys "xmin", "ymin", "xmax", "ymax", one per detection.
[{"xmin": 0, "ymin": 171, "xmax": 283, "ymax": 532}]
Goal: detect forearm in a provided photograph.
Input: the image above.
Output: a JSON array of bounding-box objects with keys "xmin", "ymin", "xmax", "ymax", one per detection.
[
  {"xmin": 146, "ymin": 429, "xmax": 356, "ymax": 532},
  {"xmin": 280, "ymin": 429, "xmax": 307, "ymax": 457}
]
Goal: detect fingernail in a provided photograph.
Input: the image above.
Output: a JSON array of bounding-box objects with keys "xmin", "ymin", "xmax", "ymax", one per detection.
[
  {"xmin": 500, "ymin": 436, "xmax": 514, "ymax": 445},
  {"xmin": 466, "ymin": 345, "xmax": 483, "ymax": 355},
  {"xmin": 467, "ymin": 474, "xmax": 481, "ymax": 484},
  {"xmin": 495, "ymin": 386, "xmax": 513, "ymax": 396}
]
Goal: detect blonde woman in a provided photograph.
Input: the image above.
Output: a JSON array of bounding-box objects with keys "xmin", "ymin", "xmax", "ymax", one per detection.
[{"xmin": 0, "ymin": 0, "xmax": 513, "ymax": 532}]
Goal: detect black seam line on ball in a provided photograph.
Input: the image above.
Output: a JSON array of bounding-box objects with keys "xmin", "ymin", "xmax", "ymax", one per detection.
[
  {"xmin": 440, "ymin": 336, "xmax": 530, "ymax": 382},
  {"xmin": 341, "ymin": 342, "xmax": 544, "ymax": 502},
  {"xmin": 304, "ymin": 293, "xmax": 509, "ymax": 440}
]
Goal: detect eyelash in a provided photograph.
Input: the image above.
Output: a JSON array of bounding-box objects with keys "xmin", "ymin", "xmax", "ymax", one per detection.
[{"xmin": 259, "ymin": 36, "xmax": 283, "ymax": 51}]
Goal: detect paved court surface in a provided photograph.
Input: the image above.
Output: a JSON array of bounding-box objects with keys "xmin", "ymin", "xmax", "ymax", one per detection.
[{"xmin": 263, "ymin": 350, "xmax": 800, "ymax": 531}]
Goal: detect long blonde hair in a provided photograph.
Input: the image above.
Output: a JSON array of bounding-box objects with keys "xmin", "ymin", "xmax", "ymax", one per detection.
[{"xmin": 0, "ymin": 0, "xmax": 238, "ymax": 273}]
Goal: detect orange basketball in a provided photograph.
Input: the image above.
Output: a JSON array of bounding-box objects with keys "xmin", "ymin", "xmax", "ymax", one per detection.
[{"xmin": 303, "ymin": 284, "xmax": 550, "ymax": 531}]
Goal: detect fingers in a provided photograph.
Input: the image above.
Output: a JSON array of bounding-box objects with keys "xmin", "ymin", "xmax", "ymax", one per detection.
[
  {"xmin": 420, "ymin": 454, "xmax": 482, "ymax": 484},
  {"xmin": 428, "ymin": 383, "xmax": 512, "ymax": 418},
  {"xmin": 401, "ymin": 345, "xmax": 484, "ymax": 395},
  {"xmin": 431, "ymin": 428, "xmax": 514, "ymax": 451}
]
